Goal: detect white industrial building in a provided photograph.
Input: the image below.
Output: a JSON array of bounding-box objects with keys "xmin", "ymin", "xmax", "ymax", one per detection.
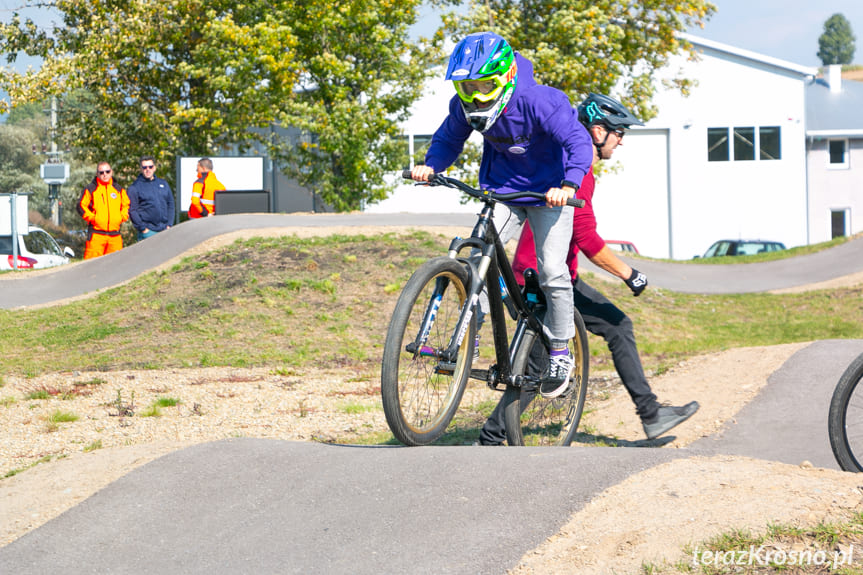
[{"xmin": 372, "ymin": 33, "xmax": 863, "ymax": 260}]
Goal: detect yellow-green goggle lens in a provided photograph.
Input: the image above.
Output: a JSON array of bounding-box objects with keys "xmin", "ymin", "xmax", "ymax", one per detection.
[{"xmin": 454, "ymin": 77, "xmax": 504, "ymax": 103}]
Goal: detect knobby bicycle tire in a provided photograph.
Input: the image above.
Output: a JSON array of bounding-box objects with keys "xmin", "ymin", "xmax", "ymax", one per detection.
[
  {"xmin": 381, "ymin": 257, "xmax": 475, "ymax": 446},
  {"xmin": 502, "ymin": 310, "xmax": 589, "ymax": 446},
  {"xmin": 828, "ymin": 352, "xmax": 863, "ymax": 472}
]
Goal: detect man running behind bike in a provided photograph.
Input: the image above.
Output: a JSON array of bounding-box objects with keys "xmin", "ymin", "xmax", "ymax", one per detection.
[
  {"xmin": 478, "ymin": 93, "xmax": 699, "ymax": 444},
  {"xmin": 409, "ymin": 31, "xmax": 594, "ymax": 396}
]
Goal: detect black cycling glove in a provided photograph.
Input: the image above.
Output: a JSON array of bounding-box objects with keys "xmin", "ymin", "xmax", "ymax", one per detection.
[{"xmin": 625, "ymin": 268, "xmax": 648, "ymax": 297}]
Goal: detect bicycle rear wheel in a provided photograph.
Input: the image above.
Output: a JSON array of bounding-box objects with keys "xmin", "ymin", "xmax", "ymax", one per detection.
[
  {"xmin": 381, "ymin": 257, "xmax": 475, "ymax": 446},
  {"xmin": 502, "ymin": 310, "xmax": 589, "ymax": 446},
  {"xmin": 828, "ymin": 352, "xmax": 863, "ymax": 472}
]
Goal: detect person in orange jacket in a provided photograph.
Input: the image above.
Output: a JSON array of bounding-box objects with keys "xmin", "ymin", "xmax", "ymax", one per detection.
[
  {"xmin": 77, "ymin": 161, "xmax": 130, "ymax": 259},
  {"xmin": 188, "ymin": 157, "xmax": 225, "ymax": 218}
]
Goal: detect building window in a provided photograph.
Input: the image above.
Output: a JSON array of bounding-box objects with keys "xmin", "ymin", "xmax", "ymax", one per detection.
[
  {"xmin": 398, "ymin": 134, "xmax": 434, "ymax": 168},
  {"xmin": 828, "ymin": 139, "xmax": 849, "ymax": 168},
  {"xmin": 707, "ymin": 128, "xmax": 729, "ymax": 162},
  {"xmin": 759, "ymin": 126, "xmax": 781, "ymax": 160},
  {"xmin": 708, "ymin": 126, "xmax": 782, "ymax": 162},
  {"xmin": 395, "ymin": 135, "xmax": 410, "ymax": 167},
  {"xmin": 412, "ymin": 135, "xmax": 433, "ymax": 166},
  {"xmin": 733, "ymin": 127, "xmax": 755, "ymax": 161}
]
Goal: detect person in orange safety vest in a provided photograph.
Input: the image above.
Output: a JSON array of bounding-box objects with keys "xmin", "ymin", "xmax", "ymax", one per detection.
[
  {"xmin": 76, "ymin": 161, "xmax": 130, "ymax": 260},
  {"xmin": 188, "ymin": 157, "xmax": 225, "ymax": 218}
]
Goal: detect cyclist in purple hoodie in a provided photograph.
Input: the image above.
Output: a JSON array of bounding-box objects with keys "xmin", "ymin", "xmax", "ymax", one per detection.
[{"xmin": 410, "ymin": 31, "xmax": 593, "ymax": 396}]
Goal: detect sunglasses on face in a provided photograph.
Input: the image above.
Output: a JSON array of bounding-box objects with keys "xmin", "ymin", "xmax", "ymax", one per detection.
[
  {"xmin": 141, "ymin": 165, "xmax": 156, "ymax": 170},
  {"xmin": 611, "ymin": 129, "xmax": 625, "ymax": 139},
  {"xmin": 98, "ymin": 169, "xmax": 112, "ymax": 175}
]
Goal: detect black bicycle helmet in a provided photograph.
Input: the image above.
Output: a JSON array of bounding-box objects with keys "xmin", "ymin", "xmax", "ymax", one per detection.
[{"xmin": 577, "ymin": 93, "xmax": 644, "ymax": 129}]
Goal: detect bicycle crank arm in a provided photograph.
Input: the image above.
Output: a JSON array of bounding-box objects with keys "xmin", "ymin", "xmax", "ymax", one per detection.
[{"xmin": 511, "ymin": 374, "xmax": 540, "ymax": 392}]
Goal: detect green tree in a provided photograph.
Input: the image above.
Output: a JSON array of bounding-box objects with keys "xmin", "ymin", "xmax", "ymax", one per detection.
[
  {"xmin": 269, "ymin": 1, "xmax": 431, "ymax": 211},
  {"xmin": 0, "ymin": 0, "xmax": 300, "ymax": 188},
  {"xmin": 0, "ymin": 122, "xmax": 43, "ymax": 197},
  {"xmin": 818, "ymin": 13, "xmax": 856, "ymax": 66},
  {"xmin": 0, "ymin": 102, "xmax": 96, "ymax": 229},
  {"xmin": 435, "ymin": 0, "xmax": 716, "ymax": 124},
  {"xmin": 1, "ymin": 0, "xmax": 432, "ymax": 212}
]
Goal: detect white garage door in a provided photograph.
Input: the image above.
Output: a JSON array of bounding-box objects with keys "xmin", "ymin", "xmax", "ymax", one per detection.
[{"xmin": 589, "ymin": 129, "xmax": 671, "ymax": 259}]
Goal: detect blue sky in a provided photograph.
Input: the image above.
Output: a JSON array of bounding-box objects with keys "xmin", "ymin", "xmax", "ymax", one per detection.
[
  {"xmin": 3, "ymin": 2, "xmax": 862, "ymax": 72},
  {"xmin": 689, "ymin": 1, "xmax": 863, "ymax": 66},
  {"xmin": 411, "ymin": 1, "xmax": 863, "ymax": 68}
]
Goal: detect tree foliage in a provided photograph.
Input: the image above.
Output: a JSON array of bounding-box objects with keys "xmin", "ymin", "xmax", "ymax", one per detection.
[
  {"xmin": 1, "ymin": 1, "xmax": 301, "ymax": 186},
  {"xmin": 435, "ymin": 0, "xmax": 716, "ymax": 123},
  {"xmin": 1, "ymin": 0, "xmax": 430, "ymax": 211},
  {"xmin": 817, "ymin": 13, "xmax": 856, "ymax": 66},
  {"xmin": 271, "ymin": 0, "xmax": 431, "ymax": 211},
  {"xmin": 0, "ymin": 102, "xmax": 108, "ymax": 227}
]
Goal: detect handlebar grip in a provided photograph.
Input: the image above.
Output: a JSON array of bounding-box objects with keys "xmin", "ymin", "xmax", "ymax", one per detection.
[
  {"xmin": 567, "ymin": 197, "xmax": 586, "ymax": 208},
  {"xmin": 402, "ymin": 169, "xmax": 413, "ymax": 179}
]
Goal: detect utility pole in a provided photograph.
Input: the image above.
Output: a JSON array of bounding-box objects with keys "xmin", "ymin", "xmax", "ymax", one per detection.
[{"xmin": 36, "ymin": 96, "xmax": 69, "ymax": 226}]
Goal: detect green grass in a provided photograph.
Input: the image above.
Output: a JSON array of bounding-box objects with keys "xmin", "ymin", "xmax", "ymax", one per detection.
[
  {"xmin": 2, "ymin": 455, "xmax": 61, "ymax": 478},
  {"xmin": 0, "ymin": 231, "xmax": 860, "ymax": 383},
  {"xmin": 46, "ymin": 410, "xmax": 79, "ymax": 423},
  {"xmin": 139, "ymin": 396, "xmax": 182, "ymax": 418},
  {"xmin": 153, "ymin": 397, "xmax": 181, "ymax": 408},
  {"xmin": 139, "ymin": 405, "xmax": 162, "ymax": 417},
  {"xmin": 83, "ymin": 439, "xmax": 103, "ymax": 452},
  {"xmin": 338, "ymin": 402, "xmax": 377, "ymax": 415}
]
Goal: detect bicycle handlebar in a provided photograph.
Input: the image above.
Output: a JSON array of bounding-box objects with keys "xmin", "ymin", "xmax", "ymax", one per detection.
[{"xmin": 401, "ymin": 169, "xmax": 585, "ymax": 209}]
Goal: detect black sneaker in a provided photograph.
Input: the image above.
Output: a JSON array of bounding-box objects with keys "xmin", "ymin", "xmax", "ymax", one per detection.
[
  {"xmin": 539, "ymin": 352, "xmax": 574, "ymax": 398},
  {"xmin": 642, "ymin": 401, "xmax": 700, "ymax": 440}
]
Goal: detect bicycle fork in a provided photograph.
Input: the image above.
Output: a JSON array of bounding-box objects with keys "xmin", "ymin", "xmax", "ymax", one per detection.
[{"xmin": 405, "ymin": 276, "xmax": 450, "ymax": 358}]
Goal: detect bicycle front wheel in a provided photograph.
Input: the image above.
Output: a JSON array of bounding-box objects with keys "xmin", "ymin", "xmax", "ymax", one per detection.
[
  {"xmin": 828, "ymin": 352, "xmax": 863, "ymax": 472},
  {"xmin": 381, "ymin": 257, "xmax": 475, "ymax": 446},
  {"xmin": 502, "ymin": 310, "xmax": 589, "ymax": 446}
]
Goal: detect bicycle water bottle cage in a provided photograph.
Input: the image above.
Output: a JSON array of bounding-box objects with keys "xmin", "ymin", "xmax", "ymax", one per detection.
[{"xmin": 522, "ymin": 268, "xmax": 546, "ymax": 308}]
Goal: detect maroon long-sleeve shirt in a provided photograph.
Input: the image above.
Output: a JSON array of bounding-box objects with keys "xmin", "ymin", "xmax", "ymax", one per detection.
[{"xmin": 512, "ymin": 168, "xmax": 604, "ymax": 284}]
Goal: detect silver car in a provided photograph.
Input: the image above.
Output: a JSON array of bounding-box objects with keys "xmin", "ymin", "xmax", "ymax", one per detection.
[{"xmin": 699, "ymin": 239, "xmax": 786, "ymax": 258}]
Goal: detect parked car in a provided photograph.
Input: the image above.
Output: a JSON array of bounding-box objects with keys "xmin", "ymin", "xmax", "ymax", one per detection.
[
  {"xmin": 0, "ymin": 225, "xmax": 75, "ymax": 271},
  {"xmin": 606, "ymin": 240, "xmax": 639, "ymax": 255},
  {"xmin": 698, "ymin": 239, "xmax": 786, "ymax": 259}
]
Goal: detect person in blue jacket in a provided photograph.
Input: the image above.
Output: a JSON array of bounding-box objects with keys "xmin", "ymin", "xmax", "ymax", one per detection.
[
  {"xmin": 410, "ymin": 31, "xmax": 594, "ymax": 397},
  {"xmin": 127, "ymin": 156, "xmax": 175, "ymax": 241}
]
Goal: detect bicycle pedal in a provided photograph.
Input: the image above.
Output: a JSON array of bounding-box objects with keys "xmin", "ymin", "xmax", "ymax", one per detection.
[
  {"xmin": 435, "ymin": 362, "xmax": 456, "ymax": 375},
  {"xmin": 470, "ymin": 368, "xmax": 489, "ymax": 383}
]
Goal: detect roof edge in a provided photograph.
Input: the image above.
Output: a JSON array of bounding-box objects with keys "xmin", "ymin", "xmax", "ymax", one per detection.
[
  {"xmin": 807, "ymin": 130, "xmax": 863, "ymax": 138},
  {"xmin": 679, "ymin": 32, "xmax": 819, "ymax": 78}
]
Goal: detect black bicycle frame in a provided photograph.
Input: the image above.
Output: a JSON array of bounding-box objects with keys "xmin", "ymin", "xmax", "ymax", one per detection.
[{"xmin": 440, "ymin": 201, "xmax": 551, "ymax": 390}]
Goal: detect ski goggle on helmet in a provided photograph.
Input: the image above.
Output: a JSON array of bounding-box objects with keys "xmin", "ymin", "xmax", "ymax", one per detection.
[{"xmin": 445, "ymin": 32, "xmax": 517, "ymax": 132}]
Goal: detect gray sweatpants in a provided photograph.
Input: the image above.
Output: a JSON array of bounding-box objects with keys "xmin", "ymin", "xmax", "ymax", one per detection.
[{"xmin": 490, "ymin": 202, "xmax": 575, "ymax": 345}]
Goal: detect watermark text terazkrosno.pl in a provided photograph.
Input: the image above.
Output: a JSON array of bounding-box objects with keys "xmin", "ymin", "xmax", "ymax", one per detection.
[{"xmin": 693, "ymin": 544, "xmax": 854, "ymax": 569}]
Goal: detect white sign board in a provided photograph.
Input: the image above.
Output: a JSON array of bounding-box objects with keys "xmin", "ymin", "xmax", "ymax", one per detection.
[
  {"xmin": 177, "ymin": 156, "xmax": 266, "ymax": 213},
  {"xmin": 40, "ymin": 163, "xmax": 69, "ymax": 184},
  {"xmin": 0, "ymin": 194, "xmax": 29, "ymax": 236}
]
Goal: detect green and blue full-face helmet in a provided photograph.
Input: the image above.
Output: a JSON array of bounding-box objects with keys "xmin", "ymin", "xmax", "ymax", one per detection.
[{"xmin": 445, "ymin": 32, "xmax": 517, "ymax": 132}]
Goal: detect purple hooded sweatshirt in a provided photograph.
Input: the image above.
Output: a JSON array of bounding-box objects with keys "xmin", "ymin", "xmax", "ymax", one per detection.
[{"xmin": 424, "ymin": 53, "xmax": 593, "ymax": 205}]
